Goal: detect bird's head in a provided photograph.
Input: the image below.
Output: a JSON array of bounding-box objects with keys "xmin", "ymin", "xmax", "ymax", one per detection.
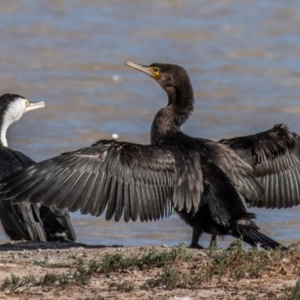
[
  {"xmin": 0, "ymin": 93, "xmax": 45, "ymax": 124},
  {"xmin": 124, "ymin": 61, "xmax": 191, "ymax": 95}
]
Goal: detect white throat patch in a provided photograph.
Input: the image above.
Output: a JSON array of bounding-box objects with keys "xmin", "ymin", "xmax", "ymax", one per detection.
[{"xmin": 1, "ymin": 97, "xmax": 26, "ymax": 147}]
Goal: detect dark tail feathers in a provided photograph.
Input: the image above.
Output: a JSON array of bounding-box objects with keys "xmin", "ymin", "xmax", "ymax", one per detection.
[{"xmin": 232, "ymin": 229, "xmax": 286, "ymax": 250}]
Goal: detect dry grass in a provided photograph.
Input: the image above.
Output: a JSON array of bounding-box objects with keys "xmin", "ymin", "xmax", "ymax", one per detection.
[{"xmin": 1, "ymin": 241, "xmax": 300, "ymax": 299}]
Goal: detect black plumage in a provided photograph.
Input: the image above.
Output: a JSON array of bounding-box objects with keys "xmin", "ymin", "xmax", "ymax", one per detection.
[
  {"xmin": 1, "ymin": 64, "xmax": 299, "ymax": 249},
  {"xmin": 219, "ymin": 124, "xmax": 300, "ymax": 209},
  {"xmin": 0, "ymin": 93, "xmax": 76, "ymax": 242}
]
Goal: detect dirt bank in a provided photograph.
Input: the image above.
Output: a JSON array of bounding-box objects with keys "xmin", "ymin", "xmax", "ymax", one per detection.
[{"xmin": 0, "ymin": 241, "xmax": 299, "ymax": 300}]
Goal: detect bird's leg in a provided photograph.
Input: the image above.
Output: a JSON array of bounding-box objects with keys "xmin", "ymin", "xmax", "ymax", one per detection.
[
  {"xmin": 209, "ymin": 235, "xmax": 217, "ymax": 248},
  {"xmin": 189, "ymin": 228, "xmax": 203, "ymax": 249}
]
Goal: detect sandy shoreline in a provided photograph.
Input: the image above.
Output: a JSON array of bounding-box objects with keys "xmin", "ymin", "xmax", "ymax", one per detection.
[{"xmin": 0, "ymin": 241, "xmax": 299, "ymax": 300}]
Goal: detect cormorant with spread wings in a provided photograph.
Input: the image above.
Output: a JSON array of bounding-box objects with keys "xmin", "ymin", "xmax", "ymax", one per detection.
[{"xmin": 1, "ymin": 63, "xmax": 300, "ymax": 249}]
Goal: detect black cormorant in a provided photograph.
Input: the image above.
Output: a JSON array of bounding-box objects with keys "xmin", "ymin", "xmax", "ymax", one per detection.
[
  {"xmin": 1, "ymin": 64, "xmax": 300, "ymax": 249},
  {"xmin": 0, "ymin": 93, "xmax": 76, "ymax": 242}
]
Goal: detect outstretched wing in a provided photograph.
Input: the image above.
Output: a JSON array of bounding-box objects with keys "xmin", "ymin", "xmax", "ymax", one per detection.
[
  {"xmin": 0, "ymin": 140, "xmax": 203, "ymax": 221},
  {"xmin": 219, "ymin": 124, "xmax": 300, "ymax": 208}
]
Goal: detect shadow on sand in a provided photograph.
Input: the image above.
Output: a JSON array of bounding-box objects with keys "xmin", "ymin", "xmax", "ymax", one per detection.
[{"xmin": 0, "ymin": 240, "xmax": 123, "ymax": 252}]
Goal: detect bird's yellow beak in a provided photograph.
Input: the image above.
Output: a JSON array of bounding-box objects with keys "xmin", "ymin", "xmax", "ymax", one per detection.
[{"xmin": 124, "ymin": 61, "xmax": 161, "ymax": 80}]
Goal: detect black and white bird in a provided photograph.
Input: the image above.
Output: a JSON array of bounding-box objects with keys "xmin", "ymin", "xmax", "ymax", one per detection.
[
  {"xmin": 0, "ymin": 93, "xmax": 76, "ymax": 242},
  {"xmin": 1, "ymin": 63, "xmax": 300, "ymax": 250}
]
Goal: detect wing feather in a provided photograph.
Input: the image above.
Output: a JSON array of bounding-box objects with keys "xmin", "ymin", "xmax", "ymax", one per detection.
[
  {"xmin": 105, "ymin": 176, "xmax": 117, "ymax": 221},
  {"xmin": 135, "ymin": 183, "xmax": 144, "ymax": 222},
  {"xmin": 68, "ymin": 172, "xmax": 92, "ymax": 212},
  {"xmin": 81, "ymin": 172, "xmax": 101, "ymax": 215},
  {"xmin": 220, "ymin": 124, "xmax": 300, "ymax": 208},
  {"xmin": 129, "ymin": 181, "xmax": 138, "ymax": 221},
  {"xmin": 141, "ymin": 183, "xmax": 150, "ymax": 221},
  {"xmin": 123, "ymin": 183, "xmax": 130, "ymax": 222},
  {"xmin": 30, "ymin": 168, "xmax": 70, "ymax": 205},
  {"xmin": 93, "ymin": 173, "xmax": 110, "ymax": 216}
]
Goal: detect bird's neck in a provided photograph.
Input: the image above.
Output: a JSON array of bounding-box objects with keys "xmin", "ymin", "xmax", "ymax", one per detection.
[
  {"xmin": 168, "ymin": 84, "xmax": 194, "ymax": 126},
  {"xmin": 0, "ymin": 122, "xmax": 9, "ymax": 147},
  {"xmin": 0, "ymin": 110, "xmax": 14, "ymax": 147},
  {"xmin": 151, "ymin": 85, "xmax": 194, "ymax": 145}
]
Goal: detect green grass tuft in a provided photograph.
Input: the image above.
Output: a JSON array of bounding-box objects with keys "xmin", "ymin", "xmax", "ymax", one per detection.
[{"xmin": 117, "ymin": 281, "xmax": 134, "ymax": 292}]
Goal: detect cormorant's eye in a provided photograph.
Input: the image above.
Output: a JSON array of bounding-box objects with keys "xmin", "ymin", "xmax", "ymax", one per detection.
[
  {"xmin": 153, "ymin": 67, "xmax": 160, "ymax": 73},
  {"xmin": 25, "ymin": 100, "xmax": 29, "ymax": 106}
]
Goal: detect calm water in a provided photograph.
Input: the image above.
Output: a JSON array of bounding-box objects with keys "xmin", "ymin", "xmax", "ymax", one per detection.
[{"xmin": 0, "ymin": 0, "xmax": 300, "ymax": 248}]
